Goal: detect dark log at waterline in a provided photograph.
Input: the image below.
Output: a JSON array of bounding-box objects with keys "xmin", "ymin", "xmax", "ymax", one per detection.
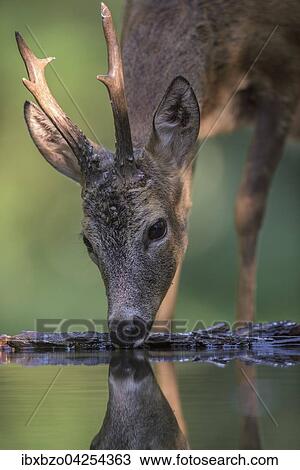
[{"xmin": 1, "ymin": 321, "xmax": 300, "ymax": 352}]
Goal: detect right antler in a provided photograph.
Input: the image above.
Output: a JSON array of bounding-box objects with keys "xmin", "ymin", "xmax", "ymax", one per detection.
[
  {"xmin": 16, "ymin": 32, "xmax": 90, "ymax": 161},
  {"xmin": 97, "ymin": 3, "xmax": 135, "ymax": 172}
]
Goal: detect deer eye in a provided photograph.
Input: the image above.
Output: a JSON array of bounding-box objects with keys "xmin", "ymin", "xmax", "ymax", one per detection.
[
  {"xmin": 148, "ymin": 218, "xmax": 167, "ymax": 241},
  {"xmin": 83, "ymin": 235, "xmax": 94, "ymax": 253}
]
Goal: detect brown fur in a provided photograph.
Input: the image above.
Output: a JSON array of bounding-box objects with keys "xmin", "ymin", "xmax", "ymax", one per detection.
[{"xmin": 123, "ymin": 0, "xmax": 300, "ymax": 143}]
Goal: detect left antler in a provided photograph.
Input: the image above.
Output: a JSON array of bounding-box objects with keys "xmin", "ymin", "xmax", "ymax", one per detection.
[
  {"xmin": 16, "ymin": 32, "xmax": 91, "ymax": 160},
  {"xmin": 97, "ymin": 3, "xmax": 135, "ymax": 171}
]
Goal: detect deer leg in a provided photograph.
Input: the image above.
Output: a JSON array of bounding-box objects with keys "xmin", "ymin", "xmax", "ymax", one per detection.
[
  {"xmin": 156, "ymin": 166, "xmax": 194, "ymax": 327},
  {"xmin": 235, "ymin": 94, "xmax": 295, "ymax": 322},
  {"xmin": 155, "ymin": 262, "xmax": 182, "ymax": 325}
]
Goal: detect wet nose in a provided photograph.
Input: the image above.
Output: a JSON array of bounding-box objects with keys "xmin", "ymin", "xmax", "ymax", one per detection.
[{"xmin": 108, "ymin": 316, "xmax": 150, "ymax": 348}]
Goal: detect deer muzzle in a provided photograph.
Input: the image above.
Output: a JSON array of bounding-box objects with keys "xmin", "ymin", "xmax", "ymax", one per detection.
[{"xmin": 108, "ymin": 310, "xmax": 152, "ymax": 348}]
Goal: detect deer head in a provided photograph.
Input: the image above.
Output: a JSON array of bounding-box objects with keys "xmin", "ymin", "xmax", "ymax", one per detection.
[{"xmin": 16, "ymin": 3, "xmax": 200, "ymax": 346}]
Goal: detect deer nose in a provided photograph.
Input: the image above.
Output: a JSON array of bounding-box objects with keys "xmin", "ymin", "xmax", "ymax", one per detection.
[{"xmin": 108, "ymin": 316, "xmax": 150, "ymax": 348}]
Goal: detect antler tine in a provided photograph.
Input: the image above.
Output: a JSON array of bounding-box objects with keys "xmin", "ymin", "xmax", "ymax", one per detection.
[
  {"xmin": 16, "ymin": 32, "xmax": 89, "ymax": 160},
  {"xmin": 97, "ymin": 3, "xmax": 135, "ymax": 172}
]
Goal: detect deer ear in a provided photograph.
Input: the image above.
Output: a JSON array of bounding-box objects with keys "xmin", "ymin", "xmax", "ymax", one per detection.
[
  {"xmin": 147, "ymin": 76, "xmax": 200, "ymax": 169},
  {"xmin": 24, "ymin": 101, "xmax": 82, "ymax": 183}
]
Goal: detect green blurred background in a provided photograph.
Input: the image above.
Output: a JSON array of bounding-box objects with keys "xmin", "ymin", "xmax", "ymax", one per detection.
[{"xmin": 0, "ymin": 0, "xmax": 299, "ymax": 334}]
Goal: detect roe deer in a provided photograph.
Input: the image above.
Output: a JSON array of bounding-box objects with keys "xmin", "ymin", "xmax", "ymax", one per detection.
[{"xmin": 16, "ymin": 1, "xmax": 300, "ymax": 345}]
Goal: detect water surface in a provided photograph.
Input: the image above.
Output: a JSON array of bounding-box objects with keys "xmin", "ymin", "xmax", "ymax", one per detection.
[{"xmin": 0, "ymin": 351, "xmax": 299, "ymax": 449}]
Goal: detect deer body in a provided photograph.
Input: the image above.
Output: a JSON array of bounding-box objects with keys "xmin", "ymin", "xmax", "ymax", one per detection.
[
  {"xmin": 17, "ymin": 1, "xmax": 300, "ymax": 345},
  {"xmin": 123, "ymin": 0, "xmax": 300, "ymax": 144}
]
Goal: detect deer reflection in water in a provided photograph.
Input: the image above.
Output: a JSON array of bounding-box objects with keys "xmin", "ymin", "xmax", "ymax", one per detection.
[
  {"xmin": 90, "ymin": 351, "xmax": 264, "ymax": 450},
  {"xmin": 236, "ymin": 362, "xmax": 262, "ymax": 450},
  {"xmin": 90, "ymin": 352, "xmax": 188, "ymax": 450}
]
